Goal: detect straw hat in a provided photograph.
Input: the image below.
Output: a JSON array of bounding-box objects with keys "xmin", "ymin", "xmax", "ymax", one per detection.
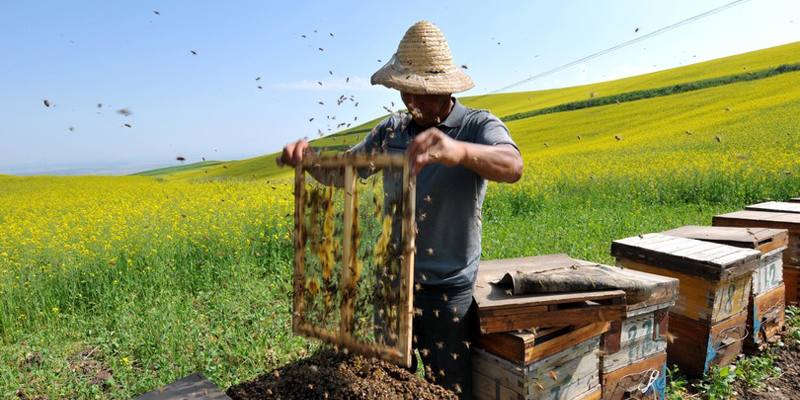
[{"xmin": 371, "ymin": 21, "xmax": 474, "ymax": 95}]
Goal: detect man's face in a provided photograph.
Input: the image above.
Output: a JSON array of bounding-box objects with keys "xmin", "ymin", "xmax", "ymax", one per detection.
[{"xmin": 400, "ymin": 92, "xmax": 452, "ymax": 128}]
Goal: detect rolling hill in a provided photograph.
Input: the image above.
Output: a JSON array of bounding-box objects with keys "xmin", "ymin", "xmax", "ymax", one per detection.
[{"xmin": 136, "ymin": 41, "xmax": 800, "ymax": 181}]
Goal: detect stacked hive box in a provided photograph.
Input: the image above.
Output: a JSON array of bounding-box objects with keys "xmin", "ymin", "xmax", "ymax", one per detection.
[
  {"xmin": 472, "ymin": 255, "xmax": 627, "ymax": 400},
  {"xmin": 611, "ymin": 233, "xmax": 760, "ymax": 377},
  {"xmin": 713, "ymin": 210, "xmax": 800, "ymax": 305},
  {"xmin": 663, "ymin": 226, "xmax": 788, "ymax": 350},
  {"xmin": 569, "ymin": 260, "xmax": 678, "ymax": 400},
  {"xmin": 790, "ymin": 197, "xmax": 800, "ymax": 203}
]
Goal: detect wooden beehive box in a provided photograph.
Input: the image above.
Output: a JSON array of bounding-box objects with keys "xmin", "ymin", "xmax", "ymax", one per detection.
[
  {"xmin": 473, "ymin": 334, "xmax": 604, "ymax": 400},
  {"xmin": 663, "ymin": 225, "xmax": 788, "ymax": 349},
  {"xmin": 713, "ymin": 210, "xmax": 800, "ymax": 305},
  {"xmin": 473, "ymin": 255, "xmax": 626, "ymax": 334},
  {"xmin": 669, "ymin": 310, "xmax": 748, "ymax": 377},
  {"xmin": 476, "ymin": 322, "xmax": 609, "ymax": 366},
  {"xmin": 611, "ymin": 233, "xmax": 760, "ymax": 376},
  {"xmin": 790, "ymin": 197, "xmax": 800, "ymax": 203},
  {"xmin": 567, "ymin": 260, "xmax": 675, "ymax": 400}
]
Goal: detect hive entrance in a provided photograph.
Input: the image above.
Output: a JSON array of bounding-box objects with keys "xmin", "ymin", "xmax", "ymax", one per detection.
[{"xmin": 292, "ymin": 153, "xmax": 416, "ymax": 367}]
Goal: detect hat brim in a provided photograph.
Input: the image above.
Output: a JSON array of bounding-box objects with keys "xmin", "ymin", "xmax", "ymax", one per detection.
[{"xmin": 370, "ymin": 55, "xmax": 474, "ymax": 95}]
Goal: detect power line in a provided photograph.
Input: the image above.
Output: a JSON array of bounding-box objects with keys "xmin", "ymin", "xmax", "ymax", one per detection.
[{"xmin": 490, "ymin": 0, "xmax": 754, "ymax": 94}]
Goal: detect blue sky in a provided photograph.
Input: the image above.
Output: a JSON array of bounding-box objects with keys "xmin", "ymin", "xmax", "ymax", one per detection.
[{"xmin": 1, "ymin": 0, "xmax": 798, "ymax": 175}]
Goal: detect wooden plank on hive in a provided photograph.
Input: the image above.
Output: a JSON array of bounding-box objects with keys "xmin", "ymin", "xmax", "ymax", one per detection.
[
  {"xmin": 664, "ymin": 225, "xmax": 788, "ymax": 253},
  {"xmin": 713, "ymin": 210, "xmax": 800, "ymax": 232},
  {"xmin": 785, "ymin": 265, "xmax": 800, "ymax": 305},
  {"xmin": 474, "ymin": 255, "xmax": 626, "ymax": 333},
  {"xmin": 746, "ymin": 201, "xmax": 800, "ymax": 214},
  {"xmin": 477, "ymin": 322, "xmax": 609, "ymax": 365},
  {"xmin": 398, "ymin": 159, "xmax": 416, "ymax": 368},
  {"xmin": 135, "ymin": 373, "xmax": 231, "ymax": 400},
  {"xmin": 611, "ymin": 233, "xmax": 760, "ymax": 281}
]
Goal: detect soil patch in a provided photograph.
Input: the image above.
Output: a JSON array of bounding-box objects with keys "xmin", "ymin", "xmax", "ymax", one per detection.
[
  {"xmin": 227, "ymin": 349, "xmax": 457, "ymax": 400},
  {"xmin": 733, "ymin": 341, "xmax": 800, "ymax": 399}
]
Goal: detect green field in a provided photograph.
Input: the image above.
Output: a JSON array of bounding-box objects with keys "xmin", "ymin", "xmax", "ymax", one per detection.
[{"xmin": 2, "ymin": 42, "xmax": 799, "ymax": 398}]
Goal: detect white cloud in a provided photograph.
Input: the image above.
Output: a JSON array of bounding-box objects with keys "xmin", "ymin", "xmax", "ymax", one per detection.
[{"xmin": 273, "ymin": 76, "xmax": 378, "ymax": 91}]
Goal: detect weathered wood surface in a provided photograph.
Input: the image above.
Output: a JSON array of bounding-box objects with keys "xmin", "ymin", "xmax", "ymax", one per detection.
[
  {"xmin": 785, "ymin": 265, "xmax": 800, "ymax": 306},
  {"xmin": 472, "ymin": 337, "xmax": 600, "ymax": 399},
  {"xmin": 611, "ymin": 233, "xmax": 760, "ymax": 281},
  {"xmin": 135, "ymin": 373, "xmax": 231, "ymax": 400},
  {"xmin": 661, "ymin": 225, "xmax": 786, "ymax": 296},
  {"xmin": 601, "ymin": 352, "xmax": 666, "ymax": 400},
  {"xmin": 477, "ymin": 322, "xmax": 609, "ymax": 365},
  {"xmin": 601, "ymin": 310, "xmax": 669, "ymax": 373},
  {"xmin": 713, "ymin": 210, "xmax": 800, "ymax": 266},
  {"xmin": 752, "ymin": 249, "xmax": 784, "ymax": 295},
  {"xmin": 572, "ymin": 259, "xmax": 678, "ymax": 312},
  {"xmin": 746, "ymin": 201, "xmax": 800, "ymax": 214},
  {"xmin": 746, "ymin": 283, "xmax": 785, "ymax": 352},
  {"xmin": 617, "ymin": 258, "xmax": 752, "ymax": 324},
  {"xmin": 475, "ymin": 255, "xmax": 626, "ymax": 333},
  {"xmin": 667, "ymin": 311, "xmax": 747, "ymax": 377},
  {"xmin": 663, "ymin": 225, "xmax": 788, "ymax": 254}
]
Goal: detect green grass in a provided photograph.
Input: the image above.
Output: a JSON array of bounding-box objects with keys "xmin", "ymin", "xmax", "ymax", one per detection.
[{"xmin": 132, "ymin": 160, "xmax": 224, "ymax": 177}]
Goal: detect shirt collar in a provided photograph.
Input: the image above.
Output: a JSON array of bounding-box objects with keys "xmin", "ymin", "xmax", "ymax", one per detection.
[{"xmin": 438, "ymin": 98, "xmax": 467, "ymax": 129}]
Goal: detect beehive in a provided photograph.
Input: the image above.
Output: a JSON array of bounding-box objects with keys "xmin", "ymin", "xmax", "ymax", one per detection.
[
  {"xmin": 568, "ymin": 260, "xmax": 677, "ymax": 400},
  {"xmin": 790, "ymin": 197, "xmax": 800, "ymax": 203},
  {"xmin": 713, "ymin": 210, "xmax": 800, "ymax": 305},
  {"xmin": 473, "ymin": 333, "xmax": 604, "ymax": 400},
  {"xmin": 611, "ymin": 233, "xmax": 760, "ymax": 376},
  {"xmin": 663, "ymin": 226, "xmax": 788, "ymax": 349},
  {"xmin": 746, "ymin": 201, "xmax": 800, "ymax": 214}
]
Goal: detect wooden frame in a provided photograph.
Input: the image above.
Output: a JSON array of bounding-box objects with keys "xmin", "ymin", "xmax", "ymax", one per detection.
[{"xmin": 292, "ymin": 153, "xmax": 416, "ymax": 367}]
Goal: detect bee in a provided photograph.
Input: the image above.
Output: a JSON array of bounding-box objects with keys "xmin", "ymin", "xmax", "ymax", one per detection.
[
  {"xmin": 423, "ymin": 195, "xmax": 432, "ymax": 203},
  {"xmin": 435, "ymin": 341, "xmax": 444, "ymax": 349},
  {"xmin": 461, "ymin": 64, "xmax": 468, "ymax": 69},
  {"xmin": 548, "ymin": 370, "xmax": 558, "ymax": 380},
  {"xmin": 715, "ymin": 135, "xmax": 722, "ymax": 143},
  {"xmin": 67, "ymin": 126, "xmax": 75, "ymax": 132},
  {"xmin": 317, "ymin": 81, "xmax": 323, "ymax": 86},
  {"xmin": 442, "ymin": 293, "xmax": 448, "ymax": 302},
  {"xmin": 413, "ymin": 308, "xmax": 423, "ymax": 316},
  {"xmin": 257, "ymin": 86, "xmax": 263, "ymax": 89},
  {"xmin": 255, "ymin": 77, "xmax": 261, "ymax": 81},
  {"xmin": 433, "ymin": 309, "xmax": 440, "ymax": 318},
  {"xmin": 329, "ymin": 32, "xmax": 334, "ymax": 37},
  {"xmin": 309, "ymin": 118, "xmax": 314, "ymax": 122},
  {"xmin": 614, "ymin": 135, "xmax": 623, "ymax": 141},
  {"xmin": 426, "ymin": 248, "xmax": 434, "ymax": 256},
  {"xmin": 577, "ymin": 135, "xmax": 581, "ymax": 140},
  {"xmin": 190, "ymin": 50, "xmax": 197, "ymax": 55},
  {"xmin": 176, "ymin": 156, "xmax": 186, "ymax": 162},
  {"xmin": 301, "ymin": 34, "xmax": 306, "ymax": 38},
  {"xmin": 451, "ymin": 353, "xmax": 459, "ymax": 360},
  {"xmin": 329, "ymin": 70, "xmax": 333, "ymax": 75},
  {"xmin": 318, "ymin": 101, "xmax": 324, "ymax": 105},
  {"xmin": 462, "ymin": 340, "xmax": 471, "ymax": 349},
  {"xmin": 116, "ymin": 108, "xmax": 132, "ymax": 117},
  {"xmin": 153, "ymin": 10, "xmax": 160, "ymax": 15},
  {"xmin": 454, "ymin": 384, "xmax": 462, "ymax": 394},
  {"xmin": 452, "ymin": 316, "xmax": 460, "ymax": 323},
  {"xmin": 123, "ymin": 123, "xmax": 132, "ymax": 128},
  {"xmin": 438, "ymin": 369, "xmax": 445, "ymax": 377},
  {"xmin": 318, "ymin": 47, "xmax": 324, "ymax": 52}
]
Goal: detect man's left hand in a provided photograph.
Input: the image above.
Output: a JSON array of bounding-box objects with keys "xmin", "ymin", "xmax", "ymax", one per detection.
[{"xmin": 407, "ymin": 127, "xmax": 466, "ymax": 175}]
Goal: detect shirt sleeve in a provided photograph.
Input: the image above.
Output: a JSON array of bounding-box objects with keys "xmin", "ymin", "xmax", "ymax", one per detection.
[
  {"xmin": 472, "ymin": 112, "xmax": 519, "ymax": 153},
  {"xmin": 347, "ymin": 117, "xmax": 388, "ymax": 154}
]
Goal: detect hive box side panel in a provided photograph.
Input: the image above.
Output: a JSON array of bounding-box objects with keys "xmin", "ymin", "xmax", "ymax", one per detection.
[
  {"xmin": 667, "ymin": 311, "xmax": 747, "ymax": 377},
  {"xmin": 617, "ymin": 258, "xmax": 750, "ymax": 323},
  {"xmin": 784, "ymin": 265, "xmax": 800, "ymax": 305},
  {"xmin": 752, "ymin": 250, "xmax": 784, "ymax": 295},
  {"xmin": 746, "ymin": 283, "xmax": 785, "ymax": 351}
]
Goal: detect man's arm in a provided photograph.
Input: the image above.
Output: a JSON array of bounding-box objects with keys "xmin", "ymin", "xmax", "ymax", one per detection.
[{"xmin": 407, "ymin": 128, "xmax": 523, "ymax": 183}]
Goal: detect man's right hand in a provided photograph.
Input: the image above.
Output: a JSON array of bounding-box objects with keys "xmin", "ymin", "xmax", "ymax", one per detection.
[{"xmin": 278, "ymin": 139, "xmax": 313, "ymax": 167}]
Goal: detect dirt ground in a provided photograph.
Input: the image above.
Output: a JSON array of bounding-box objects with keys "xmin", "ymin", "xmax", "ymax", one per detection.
[
  {"xmin": 733, "ymin": 340, "xmax": 800, "ymax": 400},
  {"xmin": 226, "ymin": 349, "xmax": 457, "ymax": 400}
]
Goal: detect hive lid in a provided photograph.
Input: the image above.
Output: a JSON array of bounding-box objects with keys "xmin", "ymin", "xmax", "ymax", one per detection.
[
  {"xmin": 572, "ymin": 258, "xmax": 678, "ymax": 312},
  {"xmin": 713, "ymin": 210, "xmax": 800, "ymax": 232},
  {"xmin": 611, "ymin": 233, "xmax": 761, "ymax": 281},
  {"xmin": 663, "ymin": 225, "xmax": 788, "ymax": 254},
  {"xmin": 746, "ymin": 201, "xmax": 800, "ymax": 214}
]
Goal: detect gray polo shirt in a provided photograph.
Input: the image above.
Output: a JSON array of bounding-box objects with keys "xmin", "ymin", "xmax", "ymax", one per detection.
[{"xmin": 350, "ymin": 99, "xmax": 518, "ymax": 289}]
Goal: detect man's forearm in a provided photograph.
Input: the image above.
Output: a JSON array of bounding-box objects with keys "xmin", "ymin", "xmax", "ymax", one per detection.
[{"xmin": 459, "ymin": 143, "xmax": 523, "ymax": 183}]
